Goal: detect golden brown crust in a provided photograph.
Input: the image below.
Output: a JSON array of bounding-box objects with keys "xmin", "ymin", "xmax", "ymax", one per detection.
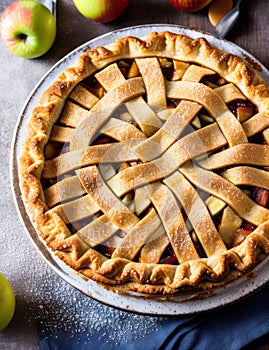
[{"xmin": 18, "ymin": 31, "xmax": 269, "ymax": 296}]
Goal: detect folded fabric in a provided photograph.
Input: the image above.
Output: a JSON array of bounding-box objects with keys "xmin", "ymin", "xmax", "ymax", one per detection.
[{"xmin": 39, "ymin": 283, "xmax": 269, "ymax": 350}]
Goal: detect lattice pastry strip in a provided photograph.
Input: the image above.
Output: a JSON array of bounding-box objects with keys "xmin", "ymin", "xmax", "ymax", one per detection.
[
  {"xmin": 166, "ymin": 80, "xmax": 248, "ymax": 147},
  {"xmin": 107, "ymin": 123, "xmax": 227, "ymax": 197},
  {"xmin": 135, "ymin": 100, "xmax": 202, "ymax": 162},
  {"xmin": 78, "ymin": 215, "xmax": 119, "ymax": 248},
  {"xmin": 69, "ymin": 77, "xmax": 146, "ymax": 150},
  {"xmin": 221, "ymin": 166, "xmax": 269, "ymax": 189},
  {"xmin": 150, "ymin": 183, "xmax": 199, "ymax": 262},
  {"xmin": 180, "ymin": 162, "xmax": 269, "ymax": 226},
  {"xmin": 135, "ymin": 58, "xmax": 167, "ymax": 108},
  {"xmin": 43, "ymin": 140, "xmax": 143, "ymax": 207},
  {"xmin": 69, "ymin": 84, "xmax": 100, "ymax": 109},
  {"xmin": 112, "ymin": 208, "xmax": 162, "ymax": 261},
  {"xmin": 50, "ymin": 195, "xmax": 99, "ymax": 224},
  {"xmin": 95, "ymin": 62, "xmax": 163, "ymax": 136},
  {"xmin": 60, "ymin": 101, "xmax": 89, "ymax": 127},
  {"xmin": 214, "ymin": 83, "xmax": 247, "ymax": 104},
  {"xmin": 77, "ymin": 165, "xmax": 140, "ymax": 230},
  {"xmin": 139, "ymin": 225, "xmax": 169, "ymax": 264},
  {"xmin": 164, "ymin": 171, "xmax": 227, "ymax": 257},
  {"xmin": 181, "ymin": 65, "xmax": 216, "ymax": 82},
  {"xmin": 199, "ymin": 144, "xmax": 269, "ymax": 170},
  {"xmin": 43, "ymin": 138, "xmax": 142, "ymax": 179}
]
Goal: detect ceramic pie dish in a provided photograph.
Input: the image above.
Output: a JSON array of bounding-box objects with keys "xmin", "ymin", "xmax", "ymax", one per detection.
[{"xmin": 11, "ymin": 24, "xmax": 269, "ymax": 315}]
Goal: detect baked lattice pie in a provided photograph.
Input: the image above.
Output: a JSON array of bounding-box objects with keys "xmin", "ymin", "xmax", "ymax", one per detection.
[{"xmin": 19, "ymin": 31, "xmax": 269, "ymax": 295}]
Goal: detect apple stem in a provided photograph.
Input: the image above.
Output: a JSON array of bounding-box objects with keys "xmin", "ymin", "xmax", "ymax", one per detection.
[{"xmin": 18, "ymin": 33, "xmax": 27, "ymax": 42}]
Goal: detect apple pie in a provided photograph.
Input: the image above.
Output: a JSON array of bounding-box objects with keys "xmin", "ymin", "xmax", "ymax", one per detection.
[{"xmin": 19, "ymin": 31, "xmax": 269, "ymax": 295}]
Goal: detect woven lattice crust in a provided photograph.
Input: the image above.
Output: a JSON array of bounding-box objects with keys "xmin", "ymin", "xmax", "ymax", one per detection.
[
  {"xmin": 19, "ymin": 31, "xmax": 269, "ymax": 295},
  {"xmin": 52, "ymin": 221, "xmax": 269, "ymax": 294}
]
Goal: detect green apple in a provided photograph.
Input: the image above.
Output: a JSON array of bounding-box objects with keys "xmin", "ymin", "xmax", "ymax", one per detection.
[
  {"xmin": 0, "ymin": 274, "xmax": 15, "ymax": 332},
  {"xmin": 0, "ymin": 0, "xmax": 57, "ymax": 59},
  {"xmin": 72, "ymin": 0, "xmax": 129, "ymax": 23}
]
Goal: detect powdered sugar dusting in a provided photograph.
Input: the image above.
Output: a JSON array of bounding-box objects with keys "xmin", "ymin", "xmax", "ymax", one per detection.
[{"xmin": 31, "ymin": 269, "xmax": 163, "ymax": 345}]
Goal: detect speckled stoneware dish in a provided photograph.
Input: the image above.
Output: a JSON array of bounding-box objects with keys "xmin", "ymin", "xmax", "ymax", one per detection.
[{"xmin": 11, "ymin": 24, "xmax": 269, "ymax": 315}]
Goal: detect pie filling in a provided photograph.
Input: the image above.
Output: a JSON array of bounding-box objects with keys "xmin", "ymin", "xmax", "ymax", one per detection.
[{"xmin": 19, "ymin": 32, "xmax": 269, "ymax": 295}]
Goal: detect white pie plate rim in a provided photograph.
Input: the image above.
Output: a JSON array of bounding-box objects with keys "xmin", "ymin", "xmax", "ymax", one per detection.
[{"xmin": 11, "ymin": 24, "xmax": 269, "ymax": 316}]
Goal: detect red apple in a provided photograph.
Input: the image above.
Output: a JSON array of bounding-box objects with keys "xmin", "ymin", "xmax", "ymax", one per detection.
[
  {"xmin": 0, "ymin": 0, "xmax": 56, "ymax": 59},
  {"xmin": 168, "ymin": 0, "xmax": 213, "ymax": 13},
  {"xmin": 72, "ymin": 0, "xmax": 129, "ymax": 23}
]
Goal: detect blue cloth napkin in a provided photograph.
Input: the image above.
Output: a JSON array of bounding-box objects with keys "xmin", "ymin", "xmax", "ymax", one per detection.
[{"xmin": 39, "ymin": 283, "xmax": 269, "ymax": 350}]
